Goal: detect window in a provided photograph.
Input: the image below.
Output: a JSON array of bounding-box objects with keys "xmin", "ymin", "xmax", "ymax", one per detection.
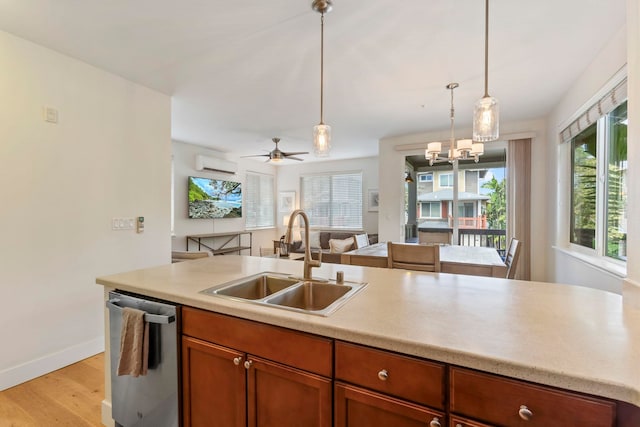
[
  {"xmin": 245, "ymin": 172, "xmax": 275, "ymax": 228},
  {"xmin": 419, "ymin": 173, "xmax": 433, "ymax": 182},
  {"xmin": 420, "ymin": 202, "xmax": 440, "ymax": 218},
  {"xmin": 439, "ymin": 173, "xmax": 453, "ymax": 188},
  {"xmin": 300, "ymin": 172, "xmax": 363, "ymax": 229},
  {"xmin": 568, "ymin": 97, "xmax": 627, "ymax": 261}
]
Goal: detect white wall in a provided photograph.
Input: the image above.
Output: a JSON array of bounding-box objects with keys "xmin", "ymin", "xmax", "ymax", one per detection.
[
  {"xmin": 623, "ymin": 0, "xmax": 640, "ymax": 305},
  {"xmin": 379, "ymin": 120, "xmax": 548, "ymax": 282},
  {"xmin": 0, "ymin": 31, "xmax": 171, "ymax": 390},
  {"xmin": 276, "ymin": 156, "xmax": 380, "ymax": 235},
  {"xmin": 547, "ymin": 26, "xmax": 627, "ymax": 293},
  {"xmin": 171, "ymin": 141, "xmax": 278, "ymax": 254}
]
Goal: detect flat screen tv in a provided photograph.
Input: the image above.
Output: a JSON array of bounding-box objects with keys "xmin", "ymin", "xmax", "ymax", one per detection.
[{"xmin": 188, "ymin": 176, "xmax": 242, "ymax": 219}]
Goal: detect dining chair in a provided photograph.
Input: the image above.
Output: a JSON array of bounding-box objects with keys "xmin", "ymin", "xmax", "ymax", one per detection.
[
  {"xmin": 387, "ymin": 242, "xmax": 440, "ymax": 272},
  {"xmin": 504, "ymin": 238, "xmax": 522, "ymax": 279},
  {"xmin": 353, "ymin": 233, "xmax": 370, "ymax": 249}
]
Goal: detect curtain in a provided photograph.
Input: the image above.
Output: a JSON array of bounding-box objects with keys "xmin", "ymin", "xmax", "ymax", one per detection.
[{"xmin": 507, "ymin": 138, "xmax": 532, "ymax": 280}]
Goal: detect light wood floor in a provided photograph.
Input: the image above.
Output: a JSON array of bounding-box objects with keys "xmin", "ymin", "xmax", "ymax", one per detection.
[{"xmin": 0, "ymin": 353, "xmax": 104, "ymax": 427}]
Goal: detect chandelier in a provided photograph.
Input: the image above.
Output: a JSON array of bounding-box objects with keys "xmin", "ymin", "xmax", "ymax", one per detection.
[{"xmin": 425, "ymin": 83, "xmax": 484, "ymax": 166}]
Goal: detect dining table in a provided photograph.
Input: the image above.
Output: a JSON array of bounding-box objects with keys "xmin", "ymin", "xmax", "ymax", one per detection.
[{"xmin": 340, "ymin": 242, "xmax": 507, "ymax": 278}]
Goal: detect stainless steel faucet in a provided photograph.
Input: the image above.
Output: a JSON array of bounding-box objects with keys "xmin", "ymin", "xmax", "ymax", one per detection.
[{"xmin": 285, "ymin": 209, "xmax": 321, "ymax": 280}]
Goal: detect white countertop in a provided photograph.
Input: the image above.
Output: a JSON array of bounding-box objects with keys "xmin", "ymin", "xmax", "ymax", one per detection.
[{"xmin": 96, "ymin": 255, "xmax": 640, "ymax": 407}]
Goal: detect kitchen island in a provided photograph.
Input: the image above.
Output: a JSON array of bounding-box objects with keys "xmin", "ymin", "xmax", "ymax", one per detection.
[{"xmin": 97, "ymin": 255, "xmax": 640, "ymax": 426}]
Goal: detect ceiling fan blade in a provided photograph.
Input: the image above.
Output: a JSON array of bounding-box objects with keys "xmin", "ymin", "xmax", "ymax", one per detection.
[
  {"xmin": 282, "ymin": 151, "xmax": 309, "ymax": 157},
  {"xmin": 241, "ymin": 154, "xmax": 270, "ymax": 158},
  {"xmin": 286, "ymin": 156, "xmax": 305, "ymax": 161}
]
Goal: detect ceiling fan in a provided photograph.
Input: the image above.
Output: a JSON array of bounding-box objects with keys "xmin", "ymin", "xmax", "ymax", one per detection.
[{"xmin": 243, "ymin": 138, "xmax": 308, "ymax": 162}]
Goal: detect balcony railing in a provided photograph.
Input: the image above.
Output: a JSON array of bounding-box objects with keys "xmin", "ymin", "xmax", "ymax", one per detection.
[
  {"xmin": 447, "ymin": 215, "xmax": 487, "ymax": 229},
  {"xmin": 458, "ymin": 228, "xmax": 507, "ymax": 258}
]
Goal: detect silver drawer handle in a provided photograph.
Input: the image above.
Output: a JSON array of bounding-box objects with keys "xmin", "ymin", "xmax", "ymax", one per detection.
[
  {"xmin": 244, "ymin": 360, "xmax": 253, "ymax": 369},
  {"xmin": 519, "ymin": 405, "xmax": 533, "ymax": 421},
  {"xmin": 429, "ymin": 417, "xmax": 441, "ymax": 427},
  {"xmin": 233, "ymin": 357, "xmax": 242, "ymax": 366},
  {"xmin": 378, "ymin": 369, "xmax": 388, "ymax": 381}
]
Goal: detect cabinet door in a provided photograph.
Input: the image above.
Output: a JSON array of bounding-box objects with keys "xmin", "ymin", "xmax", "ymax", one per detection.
[
  {"xmin": 246, "ymin": 356, "xmax": 332, "ymax": 427},
  {"xmin": 335, "ymin": 382, "xmax": 444, "ymax": 427},
  {"xmin": 182, "ymin": 337, "xmax": 246, "ymax": 427}
]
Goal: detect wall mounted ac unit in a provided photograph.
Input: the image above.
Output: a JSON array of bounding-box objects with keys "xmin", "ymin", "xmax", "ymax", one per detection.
[{"xmin": 195, "ymin": 154, "xmax": 237, "ymax": 174}]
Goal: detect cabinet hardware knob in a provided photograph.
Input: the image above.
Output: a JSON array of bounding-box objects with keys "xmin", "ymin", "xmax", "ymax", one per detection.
[
  {"xmin": 429, "ymin": 417, "xmax": 442, "ymax": 427},
  {"xmin": 377, "ymin": 369, "xmax": 389, "ymax": 381},
  {"xmin": 518, "ymin": 405, "xmax": 533, "ymax": 421},
  {"xmin": 455, "ymin": 424, "xmax": 463, "ymax": 427},
  {"xmin": 233, "ymin": 357, "xmax": 242, "ymax": 366},
  {"xmin": 244, "ymin": 360, "xmax": 253, "ymax": 369}
]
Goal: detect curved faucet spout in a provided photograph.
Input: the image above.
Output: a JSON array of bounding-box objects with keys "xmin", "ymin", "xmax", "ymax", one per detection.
[{"xmin": 285, "ymin": 209, "xmax": 321, "ymax": 280}]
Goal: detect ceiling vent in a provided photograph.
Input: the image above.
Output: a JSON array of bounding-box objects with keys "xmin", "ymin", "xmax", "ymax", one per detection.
[{"xmin": 195, "ymin": 154, "xmax": 237, "ymax": 174}]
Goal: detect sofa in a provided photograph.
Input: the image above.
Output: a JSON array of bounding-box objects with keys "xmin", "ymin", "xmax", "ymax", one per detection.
[{"xmin": 289, "ymin": 231, "xmax": 378, "ymax": 264}]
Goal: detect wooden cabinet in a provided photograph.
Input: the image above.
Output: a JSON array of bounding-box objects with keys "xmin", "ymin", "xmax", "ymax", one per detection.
[
  {"xmin": 450, "ymin": 367, "xmax": 616, "ymax": 427},
  {"xmin": 180, "ymin": 307, "xmax": 636, "ymax": 427},
  {"xmin": 182, "ymin": 337, "xmax": 246, "ymax": 427},
  {"xmin": 182, "ymin": 307, "xmax": 333, "ymax": 427},
  {"xmin": 335, "ymin": 341, "xmax": 445, "ymax": 426},
  {"xmin": 247, "ymin": 356, "xmax": 331, "ymax": 426}
]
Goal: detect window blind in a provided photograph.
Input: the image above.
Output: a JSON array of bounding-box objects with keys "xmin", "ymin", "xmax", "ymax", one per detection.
[
  {"xmin": 245, "ymin": 172, "xmax": 274, "ymax": 228},
  {"xmin": 300, "ymin": 172, "xmax": 363, "ymax": 229},
  {"xmin": 560, "ymin": 78, "xmax": 627, "ymax": 143}
]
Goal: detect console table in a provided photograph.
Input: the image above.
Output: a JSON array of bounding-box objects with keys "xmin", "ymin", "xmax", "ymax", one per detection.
[{"xmin": 186, "ymin": 231, "xmax": 252, "ymax": 256}]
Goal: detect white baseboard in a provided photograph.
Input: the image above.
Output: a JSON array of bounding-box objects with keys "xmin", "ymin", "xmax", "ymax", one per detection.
[
  {"xmin": 0, "ymin": 336, "xmax": 104, "ymax": 391},
  {"xmin": 102, "ymin": 399, "xmax": 115, "ymax": 427}
]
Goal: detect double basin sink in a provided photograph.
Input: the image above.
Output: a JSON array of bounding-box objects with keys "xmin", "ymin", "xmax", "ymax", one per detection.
[{"xmin": 200, "ymin": 272, "xmax": 367, "ymax": 316}]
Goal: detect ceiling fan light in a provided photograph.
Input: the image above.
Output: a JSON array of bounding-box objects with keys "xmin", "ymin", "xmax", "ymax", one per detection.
[
  {"xmin": 472, "ymin": 95, "xmax": 499, "ymax": 142},
  {"xmin": 313, "ymin": 124, "xmax": 331, "ymax": 157}
]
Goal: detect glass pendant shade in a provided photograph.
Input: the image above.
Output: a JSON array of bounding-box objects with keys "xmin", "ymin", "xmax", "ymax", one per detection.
[
  {"xmin": 473, "ymin": 95, "xmax": 499, "ymax": 142},
  {"xmin": 313, "ymin": 124, "xmax": 331, "ymax": 157}
]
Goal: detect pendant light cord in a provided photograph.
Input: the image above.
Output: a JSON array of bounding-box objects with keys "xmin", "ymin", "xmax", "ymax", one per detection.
[
  {"xmin": 450, "ymin": 86, "xmax": 455, "ymax": 149},
  {"xmin": 319, "ymin": 13, "xmax": 325, "ymax": 125},
  {"xmin": 484, "ymin": 0, "xmax": 489, "ymax": 98}
]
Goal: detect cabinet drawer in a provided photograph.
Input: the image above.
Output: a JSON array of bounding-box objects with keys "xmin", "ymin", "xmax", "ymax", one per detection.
[
  {"xmin": 450, "ymin": 367, "xmax": 616, "ymax": 427},
  {"xmin": 449, "ymin": 415, "xmax": 492, "ymax": 427},
  {"xmin": 335, "ymin": 382, "xmax": 444, "ymax": 427},
  {"xmin": 335, "ymin": 341, "xmax": 445, "ymax": 409},
  {"xmin": 182, "ymin": 307, "xmax": 332, "ymax": 377}
]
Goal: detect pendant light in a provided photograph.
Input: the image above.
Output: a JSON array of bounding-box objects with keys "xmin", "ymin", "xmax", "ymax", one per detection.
[
  {"xmin": 312, "ymin": 0, "xmax": 332, "ymax": 157},
  {"xmin": 472, "ymin": 0, "xmax": 499, "ymax": 142}
]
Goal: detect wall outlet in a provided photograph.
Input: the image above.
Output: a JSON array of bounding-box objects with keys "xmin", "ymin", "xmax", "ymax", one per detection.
[{"xmin": 43, "ymin": 106, "xmax": 58, "ymax": 123}]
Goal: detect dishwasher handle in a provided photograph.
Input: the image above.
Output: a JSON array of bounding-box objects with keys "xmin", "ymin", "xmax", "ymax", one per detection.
[{"xmin": 106, "ymin": 299, "xmax": 176, "ymax": 324}]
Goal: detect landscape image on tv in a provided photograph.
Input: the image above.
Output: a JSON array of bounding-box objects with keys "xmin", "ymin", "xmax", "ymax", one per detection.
[{"xmin": 188, "ymin": 176, "xmax": 242, "ymax": 219}]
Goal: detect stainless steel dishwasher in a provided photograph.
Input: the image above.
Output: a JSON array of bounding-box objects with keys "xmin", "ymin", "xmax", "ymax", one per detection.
[{"xmin": 106, "ymin": 291, "xmax": 179, "ymax": 427}]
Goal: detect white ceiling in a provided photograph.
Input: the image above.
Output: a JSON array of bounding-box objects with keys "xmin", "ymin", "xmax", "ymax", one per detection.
[{"xmin": 0, "ymin": 0, "xmax": 626, "ymax": 162}]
